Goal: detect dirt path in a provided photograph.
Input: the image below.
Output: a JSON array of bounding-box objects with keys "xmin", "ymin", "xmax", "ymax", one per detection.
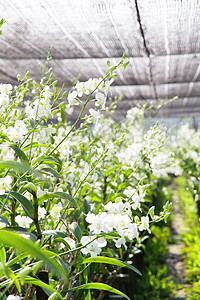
[{"xmin": 166, "ymin": 185, "xmax": 190, "ymax": 299}]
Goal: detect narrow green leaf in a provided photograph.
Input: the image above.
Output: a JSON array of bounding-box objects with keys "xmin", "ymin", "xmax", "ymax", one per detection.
[
  {"xmin": 148, "ymin": 206, "xmax": 155, "ymax": 220},
  {"xmin": 48, "ymin": 292, "xmax": 59, "ymax": 300},
  {"xmin": 77, "ymin": 256, "xmax": 142, "ymax": 276},
  {"xmin": 5, "ymin": 226, "xmax": 37, "ymax": 241},
  {"xmin": 0, "ymin": 160, "xmax": 29, "ymax": 173},
  {"xmin": 41, "ymin": 167, "xmax": 61, "ymax": 178},
  {"xmin": 67, "ymin": 282, "xmax": 131, "ymax": 300},
  {"xmin": 42, "ymin": 230, "xmax": 67, "ymax": 238},
  {"xmin": 6, "ymin": 253, "xmax": 29, "ymax": 268},
  {"xmin": 107, "ymin": 60, "xmax": 111, "ymax": 67},
  {"xmin": 69, "ymin": 222, "xmax": 82, "ymax": 242},
  {"xmin": 123, "ymin": 61, "xmax": 129, "ymax": 70},
  {"xmin": 34, "ymin": 156, "xmax": 61, "ymax": 166},
  {"xmin": 83, "ymin": 198, "xmax": 90, "ymax": 214},
  {"xmin": 123, "ymin": 168, "xmax": 133, "ymax": 178},
  {"xmin": 55, "ymin": 192, "xmax": 77, "ymax": 207},
  {"xmin": 10, "ymin": 191, "xmax": 34, "ymax": 219},
  {"xmin": 0, "ymin": 160, "xmax": 41, "ymax": 178},
  {"xmin": 0, "ymin": 216, "xmax": 10, "ymax": 225},
  {"xmin": 0, "ymin": 231, "xmax": 67, "ymax": 283},
  {"xmin": 9, "ymin": 144, "xmax": 29, "ymax": 163},
  {"xmin": 25, "ymin": 277, "xmax": 64, "ymax": 300},
  {"xmin": 4, "ymin": 265, "xmax": 21, "ymax": 292},
  {"xmin": 118, "ymin": 182, "xmax": 128, "ymax": 191},
  {"xmin": 38, "ymin": 192, "xmax": 77, "ymax": 207},
  {"xmin": 23, "ymin": 182, "xmax": 37, "ymax": 193},
  {"xmin": 0, "ymin": 244, "xmax": 6, "ymax": 265},
  {"xmin": 104, "ymin": 165, "xmax": 122, "ymax": 177}
]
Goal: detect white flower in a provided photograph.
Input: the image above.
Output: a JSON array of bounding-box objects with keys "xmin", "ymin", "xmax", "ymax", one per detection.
[
  {"xmin": 123, "ymin": 223, "xmax": 139, "ymax": 240},
  {"xmin": 38, "ymin": 207, "xmax": 46, "ymax": 219},
  {"xmin": 25, "ymin": 95, "xmax": 52, "ymax": 120},
  {"xmin": 115, "ymin": 236, "xmax": 127, "ymax": 250},
  {"xmin": 0, "ymin": 176, "xmax": 12, "ymax": 195},
  {"xmin": 104, "ymin": 201, "xmax": 131, "ymax": 216},
  {"xmin": 103, "ymin": 78, "xmax": 114, "ymax": 94},
  {"xmin": 86, "ymin": 212, "xmax": 108, "ymax": 234},
  {"xmin": 5, "ymin": 120, "xmax": 28, "ymax": 143},
  {"xmin": 38, "ymin": 126, "xmax": 56, "ymax": 144},
  {"xmin": 95, "ymin": 92, "xmax": 107, "ymax": 110},
  {"xmin": 50, "ymin": 203, "xmax": 63, "ymax": 220},
  {"xmin": 85, "ymin": 78, "xmax": 103, "ymax": 92},
  {"xmin": 42, "ymin": 85, "xmax": 52, "ymax": 100},
  {"xmin": 64, "ymin": 237, "xmax": 76, "ymax": 249},
  {"xmin": 0, "ymin": 83, "xmax": 12, "ymax": 94},
  {"xmin": 89, "ymin": 108, "xmax": 101, "ymax": 126},
  {"xmin": 15, "ymin": 215, "xmax": 32, "ymax": 228},
  {"xmin": 139, "ymin": 216, "xmax": 150, "ymax": 233},
  {"xmin": 0, "ymin": 93, "xmax": 10, "ymax": 106},
  {"xmin": 67, "ymin": 91, "xmax": 79, "ymax": 106},
  {"xmin": 80, "ymin": 236, "xmax": 104, "ymax": 258},
  {"xmin": 75, "ymin": 81, "xmax": 89, "ymax": 97},
  {"xmin": 7, "ymin": 296, "xmax": 21, "ymax": 300},
  {"xmin": 0, "ymin": 84, "xmax": 12, "ymax": 109},
  {"xmin": 115, "ymin": 213, "xmax": 132, "ymax": 236}
]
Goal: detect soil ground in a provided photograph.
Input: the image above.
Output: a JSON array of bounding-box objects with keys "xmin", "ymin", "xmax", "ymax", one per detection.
[{"xmin": 166, "ymin": 185, "xmax": 191, "ymax": 299}]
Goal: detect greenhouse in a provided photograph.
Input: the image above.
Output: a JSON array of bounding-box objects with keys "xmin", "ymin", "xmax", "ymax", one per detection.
[{"xmin": 0, "ymin": 0, "xmax": 200, "ymax": 299}]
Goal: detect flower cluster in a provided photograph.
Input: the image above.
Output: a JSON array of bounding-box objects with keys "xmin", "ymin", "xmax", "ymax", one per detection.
[
  {"xmin": 0, "ymin": 83, "xmax": 12, "ymax": 110},
  {"xmin": 25, "ymin": 85, "xmax": 52, "ymax": 119},
  {"xmin": 80, "ymin": 199, "xmax": 152, "ymax": 257}
]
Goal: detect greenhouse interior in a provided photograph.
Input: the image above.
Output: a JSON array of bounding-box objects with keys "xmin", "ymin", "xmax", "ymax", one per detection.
[{"xmin": 1, "ymin": 1, "xmax": 200, "ymax": 299}]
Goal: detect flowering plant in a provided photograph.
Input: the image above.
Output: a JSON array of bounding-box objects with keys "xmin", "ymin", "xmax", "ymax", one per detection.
[{"xmin": 0, "ymin": 54, "xmax": 171, "ymax": 300}]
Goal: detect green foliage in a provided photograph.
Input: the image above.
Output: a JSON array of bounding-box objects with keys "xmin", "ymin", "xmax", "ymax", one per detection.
[
  {"xmin": 175, "ymin": 176, "xmax": 200, "ymax": 298},
  {"xmin": 0, "ymin": 51, "xmax": 172, "ymax": 299},
  {"xmin": 133, "ymin": 225, "xmax": 175, "ymax": 300}
]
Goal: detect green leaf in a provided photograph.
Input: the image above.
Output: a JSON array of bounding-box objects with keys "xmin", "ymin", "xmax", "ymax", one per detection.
[
  {"xmin": 6, "ymin": 252, "xmax": 29, "ymax": 268},
  {"xmin": 52, "ymin": 237, "xmax": 72, "ymax": 250},
  {"xmin": 10, "ymin": 191, "xmax": 34, "ymax": 219},
  {"xmin": 118, "ymin": 182, "xmax": 129, "ymax": 191},
  {"xmin": 77, "ymin": 256, "xmax": 142, "ymax": 276},
  {"xmin": 38, "ymin": 192, "xmax": 77, "ymax": 207},
  {"xmin": 25, "ymin": 277, "xmax": 64, "ymax": 300},
  {"xmin": 148, "ymin": 206, "xmax": 155, "ymax": 220},
  {"xmin": 34, "ymin": 156, "xmax": 61, "ymax": 166},
  {"xmin": 123, "ymin": 168, "xmax": 133, "ymax": 178},
  {"xmin": 69, "ymin": 222, "xmax": 82, "ymax": 242},
  {"xmin": 0, "ymin": 160, "xmax": 41, "ymax": 178},
  {"xmin": 18, "ymin": 266, "xmax": 32, "ymax": 285},
  {"xmin": 55, "ymin": 192, "xmax": 77, "ymax": 207},
  {"xmin": 5, "ymin": 226, "xmax": 37, "ymax": 241},
  {"xmin": 0, "ymin": 231, "xmax": 68, "ymax": 283},
  {"xmin": 122, "ymin": 53, "xmax": 126, "ymax": 60},
  {"xmin": 104, "ymin": 165, "xmax": 122, "ymax": 177},
  {"xmin": 0, "ymin": 244, "xmax": 6, "ymax": 265},
  {"xmin": 9, "ymin": 144, "xmax": 29, "ymax": 163},
  {"xmin": 107, "ymin": 60, "xmax": 111, "ymax": 67},
  {"xmin": 42, "ymin": 230, "xmax": 67, "ymax": 238},
  {"xmin": 0, "ymin": 160, "xmax": 29, "ymax": 173},
  {"xmin": 123, "ymin": 61, "xmax": 129, "ymax": 70},
  {"xmin": 4, "ymin": 265, "xmax": 21, "ymax": 292},
  {"xmin": 0, "ymin": 216, "xmax": 10, "ymax": 226},
  {"xmin": 23, "ymin": 182, "xmax": 37, "ymax": 193},
  {"xmin": 83, "ymin": 198, "xmax": 90, "ymax": 214},
  {"xmin": 41, "ymin": 167, "xmax": 61, "ymax": 178},
  {"xmin": 67, "ymin": 282, "xmax": 131, "ymax": 300}
]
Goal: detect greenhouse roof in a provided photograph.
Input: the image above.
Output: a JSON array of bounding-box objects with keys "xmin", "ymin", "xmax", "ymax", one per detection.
[{"xmin": 1, "ymin": 0, "xmax": 200, "ymax": 119}]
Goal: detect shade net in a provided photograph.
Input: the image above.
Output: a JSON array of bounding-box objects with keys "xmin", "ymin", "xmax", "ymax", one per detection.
[{"xmin": 1, "ymin": 0, "xmax": 200, "ymax": 119}]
